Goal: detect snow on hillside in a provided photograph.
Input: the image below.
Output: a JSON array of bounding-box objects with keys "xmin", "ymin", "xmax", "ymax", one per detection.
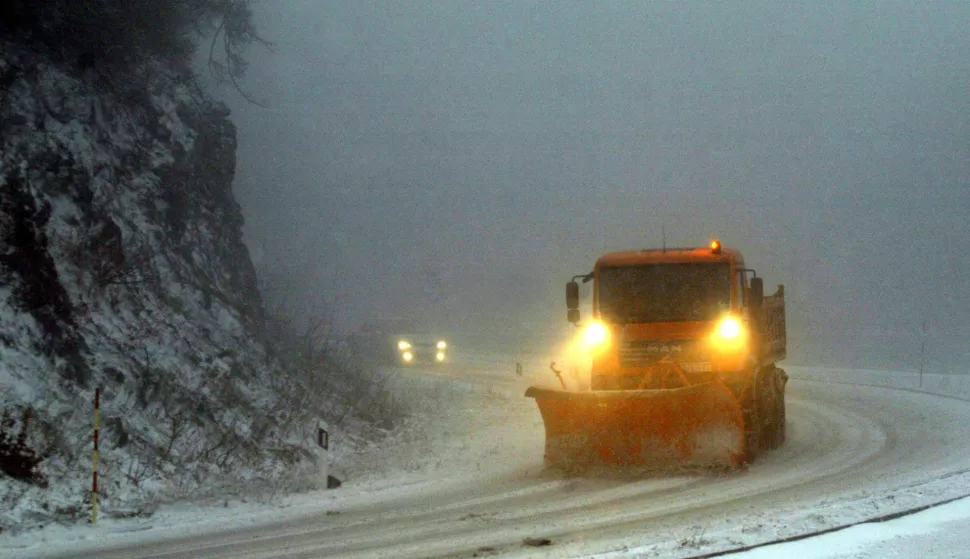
[
  {"xmin": 4, "ymin": 363, "xmax": 970, "ymax": 558},
  {"xmin": 0, "ymin": 39, "xmax": 375, "ymax": 533}
]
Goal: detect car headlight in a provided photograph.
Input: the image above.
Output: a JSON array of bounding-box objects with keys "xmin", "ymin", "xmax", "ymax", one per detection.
[
  {"xmin": 398, "ymin": 340, "xmax": 411, "ymax": 351},
  {"xmin": 436, "ymin": 341, "xmax": 447, "ymax": 350}
]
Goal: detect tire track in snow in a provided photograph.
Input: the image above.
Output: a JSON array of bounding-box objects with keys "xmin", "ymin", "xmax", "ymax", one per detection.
[{"xmin": 264, "ymin": 392, "xmax": 899, "ymax": 559}]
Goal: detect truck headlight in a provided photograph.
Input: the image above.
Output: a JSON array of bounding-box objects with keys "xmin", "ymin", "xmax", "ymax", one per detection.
[
  {"xmin": 402, "ymin": 351, "xmax": 413, "ymax": 362},
  {"xmin": 716, "ymin": 317, "xmax": 741, "ymax": 339},
  {"xmin": 583, "ymin": 321, "xmax": 608, "ymax": 347},
  {"xmin": 398, "ymin": 340, "xmax": 411, "ymax": 351},
  {"xmin": 436, "ymin": 341, "xmax": 447, "ymax": 349},
  {"xmin": 436, "ymin": 352, "xmax": 445, "ymax": 362},
  {"xmin": 711, "ymin": 317, "xmax": 744, "ymax": 351}
]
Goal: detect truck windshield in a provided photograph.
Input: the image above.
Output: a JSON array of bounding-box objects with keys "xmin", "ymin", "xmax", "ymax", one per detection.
[{"xmin": 597, "ymin": 263, "xmax": 731, "ymax": 323}]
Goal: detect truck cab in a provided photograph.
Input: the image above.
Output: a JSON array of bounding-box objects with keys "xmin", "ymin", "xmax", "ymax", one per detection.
[
  {"xmin": 526, "ymin": 241, "xmax": 788, "ymax": 468},
  {"xmin": 569, "ymin": 241, "xmax": 786, "ymax": 394}
]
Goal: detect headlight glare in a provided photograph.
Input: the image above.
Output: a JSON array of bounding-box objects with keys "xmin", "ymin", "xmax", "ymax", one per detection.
[
  {"xmin": 710, "ymin": 316, "xmax": 745, "ymax": 352},
  {"xmin": 716, "ymin": 317, "xmax": 741, "ymax": 339},
  {"xmin": 583, "ymin": 321, "xmax": 608, "ymax": 347}
]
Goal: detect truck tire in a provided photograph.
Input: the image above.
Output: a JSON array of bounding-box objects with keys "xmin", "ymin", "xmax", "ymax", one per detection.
[
  {"xmin": 774, "ymin": 368, "xmax": 788, "ymax": 446},
  {"xmin": 760, "ymin": 367, "xmax": 784, "ymax": 450},
  {"xmin": 741, "ymin": 371, "xmax": 762, "ymax": 463}
]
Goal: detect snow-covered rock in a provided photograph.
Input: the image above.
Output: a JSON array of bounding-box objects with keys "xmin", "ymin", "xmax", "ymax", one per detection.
[{"xmin": 0, "ymin": 40, "xmax": 316, "ymax": 532}]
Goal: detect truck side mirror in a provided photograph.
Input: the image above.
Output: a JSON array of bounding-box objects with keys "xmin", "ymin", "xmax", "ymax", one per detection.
[
  {"xmin": 566, "ymin": 281, "xmax": 580, "ymax": 323},
  {"xmin": 750, "ymin": 277, "xmax": 764, "ymax": 308},
  {"xmin": 566, "ymin": 281, "xmax": 580, "ymax": 310}
]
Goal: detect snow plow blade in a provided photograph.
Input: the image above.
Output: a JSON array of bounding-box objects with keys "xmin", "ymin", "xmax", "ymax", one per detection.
[{"xmin": 525, "ymin": 382, "xmax": 745, "ymax": 470}]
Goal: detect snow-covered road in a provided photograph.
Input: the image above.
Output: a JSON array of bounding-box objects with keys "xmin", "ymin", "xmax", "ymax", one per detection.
[{"xmin": 13, "ymin": 360, "xmax": 970, "ymax": 559}]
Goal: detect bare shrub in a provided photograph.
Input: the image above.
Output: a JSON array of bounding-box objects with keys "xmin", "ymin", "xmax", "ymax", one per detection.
[
  {"xmin": 255, "ymin": 273, "xmax": 411, "ymax": 436},
  {"xmin": 0, "ymin": 0, "xmax": 269, "ymax": 103},
  {"xmin": 0, "ymin": 408, "xmax": 47, "ymax": 487},
  {"xmin": 57, "ymin": 221, "xmax": 155, "ymax": 299}
]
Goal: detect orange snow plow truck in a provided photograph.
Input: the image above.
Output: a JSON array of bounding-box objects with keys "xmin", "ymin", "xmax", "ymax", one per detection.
[{"xmin": 526, "ymin": 241, "xmax": 787, "ymax": 470}]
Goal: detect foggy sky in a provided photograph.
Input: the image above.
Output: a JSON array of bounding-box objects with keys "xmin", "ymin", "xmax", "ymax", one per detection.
[{"xmin": 216, "ymin": 1, "xmax": 970, "ymax": 368}]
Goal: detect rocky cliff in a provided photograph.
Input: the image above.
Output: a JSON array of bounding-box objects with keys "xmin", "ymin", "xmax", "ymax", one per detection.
[{"xmin": 0, "ymin": 40, "xmax": 314, "ymax": 530}]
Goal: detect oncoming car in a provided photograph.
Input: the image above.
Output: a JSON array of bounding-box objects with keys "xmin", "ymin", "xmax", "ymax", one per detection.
[{"xmin": 395, "ymin": 336, "xmax": 449, "ymax": 364}]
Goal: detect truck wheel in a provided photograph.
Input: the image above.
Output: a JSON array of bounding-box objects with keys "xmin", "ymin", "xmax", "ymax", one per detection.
[
  {"xmin": 742, "ymin": 373, "xmax": 762, "ymax": 463},
  {"xmin": 759, "ymin": 368, "xmax": 781, "ymax": 450},
  {"xmin": 774, "ymin": 391, "xmax": 786, "ymax": 447},
  {"xmin": 774, "ymin": 368, "xmax": 788, "ymax": 446}
]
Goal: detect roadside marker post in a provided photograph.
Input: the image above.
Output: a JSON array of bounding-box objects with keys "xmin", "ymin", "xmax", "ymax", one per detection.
[
  {"xmin": 317, "ymin": 422, "xmax": 330, "ymax": 484},
  {"xmin": 92, "ymin": 387, "xmax": 100, "ymax": 525}
]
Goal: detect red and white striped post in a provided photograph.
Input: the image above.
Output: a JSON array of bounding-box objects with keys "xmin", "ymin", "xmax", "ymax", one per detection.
[{"xmin": 92, "ymin": 387, "xmax": 100, "ymax": 524}]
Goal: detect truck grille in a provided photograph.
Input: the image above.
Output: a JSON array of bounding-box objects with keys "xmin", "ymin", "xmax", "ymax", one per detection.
[{"xmin": 618, "ymin": 339, "xmax": 710, "ymax": 370}]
